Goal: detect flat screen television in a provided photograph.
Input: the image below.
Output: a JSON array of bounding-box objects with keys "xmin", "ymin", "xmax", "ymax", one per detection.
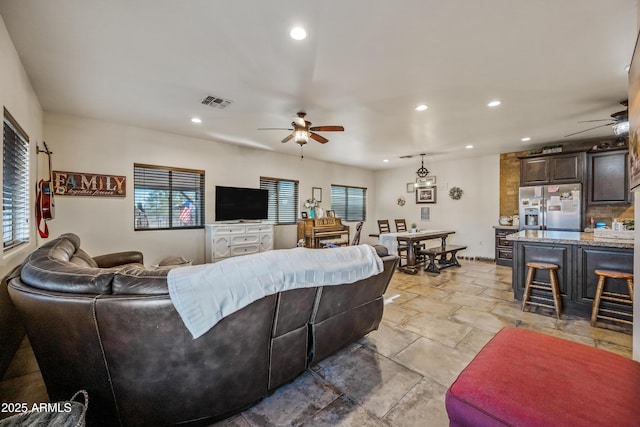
[{"xmin": 215, "ymin": 186, "xmax": 268, "ymax": 222}]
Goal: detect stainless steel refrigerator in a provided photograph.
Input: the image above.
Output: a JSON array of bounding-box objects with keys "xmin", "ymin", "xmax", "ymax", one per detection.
[{"xmin": 518, "ymin": 183, "xmax": 582, "ymax": 231}]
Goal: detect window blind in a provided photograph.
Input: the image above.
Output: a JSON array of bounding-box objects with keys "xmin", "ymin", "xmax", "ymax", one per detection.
[
  {"xmin": 260, "ymin": 177, "xmax": 298, "ymax": 225},
  {"xmin": 330, "ymin": 185, "xmax": 366, "ymax": 222},
  {"xmin": 133, "ymin": 163, "xmax": 205, "ymax": 230},
  {"xmin": 3, "ymin": 109, "xmax": 30, "ymax": 251}
]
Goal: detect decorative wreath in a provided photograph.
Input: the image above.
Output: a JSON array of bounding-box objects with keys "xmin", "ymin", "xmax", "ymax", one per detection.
[
  {"xmin": 449, "ymin": 186, "xmax": 463, "ymax": 200},
  {"xmin": 397, "ymin": 196, "xmax": 406, "ymax": 206}
]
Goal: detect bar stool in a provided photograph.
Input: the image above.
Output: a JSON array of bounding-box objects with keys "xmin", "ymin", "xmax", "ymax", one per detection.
[
  {"xmin": 522, "ymin": 262, "xmax": 562, "ymax": 319},
  {"xmin": 590, "ymin": 270, "xmax": 634, "ymax": 327}
]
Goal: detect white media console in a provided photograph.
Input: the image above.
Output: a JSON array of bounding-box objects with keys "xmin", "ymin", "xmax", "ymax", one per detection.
[{"xmin": 205, "ymin": 223, "xmax": 274, "ymax": 263}]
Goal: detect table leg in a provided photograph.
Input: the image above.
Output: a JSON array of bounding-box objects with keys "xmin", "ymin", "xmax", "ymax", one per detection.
[{"xmin": 401, "ymin": 241, "xmax": 418, "ymax": 274}]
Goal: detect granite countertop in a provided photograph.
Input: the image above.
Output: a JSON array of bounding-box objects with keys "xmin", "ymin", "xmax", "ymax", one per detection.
[{"xmin": 506, "ymin": 230, "xmax": 634, "ymax": 249}]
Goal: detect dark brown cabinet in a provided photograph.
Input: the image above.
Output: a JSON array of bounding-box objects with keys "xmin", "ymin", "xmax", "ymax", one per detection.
[
  {"xmin": 494, "ymin": 227, "xmax": 514, "ymax": 266},
  {"xmin": 586, "ymin": 150, "xmax": 631, "ymax": 205},
  {"xmin": 520, "ymin": 152, "xmax": 584, "ymax": 186}
]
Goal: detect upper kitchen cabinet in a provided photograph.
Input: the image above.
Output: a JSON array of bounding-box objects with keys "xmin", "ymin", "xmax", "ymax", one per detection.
[
  {"xmin": 520, "ymin": 152, "xmax": 584, "ymax": 186},
  {"xmin": 586, "ymin": 149, "xmax": 631, "ymax": 205}
]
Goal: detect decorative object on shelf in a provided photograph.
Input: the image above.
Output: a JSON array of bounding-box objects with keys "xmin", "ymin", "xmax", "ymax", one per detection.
[
  {"xmin": 304, "ymin": 197, "xmax": 319, "ymax": 218},
  {"xmin": 406, "ymin": 182, "xmax": 415, "ymax": 193},
  {"xmin": 397, "ymin": 196, "xmax": 406, "ymax": 206},
  {"xmin": 541, "ymin": 145, "xmax": 562, "ymax": 154},
  {"xmin": 301, "ymin": 211, "xmax": 308, "ymax": 219},
  {"xmin": 326, "ymin": 210, "xmax": 336, "ymax": 218},
  {"xmin": 416, "ymin": 187, "xmax": 436, "ymax": 204},
  {"xmin": 449, "ymin": 186, "xmax": 463, "ymax": 200},
  {"xmin": 499, "ymin": 216, "xmax": 513, "ymax": 226},
  {"xmin": 415, "ymin": 153, "xmax": 429, "ymax": 178}
]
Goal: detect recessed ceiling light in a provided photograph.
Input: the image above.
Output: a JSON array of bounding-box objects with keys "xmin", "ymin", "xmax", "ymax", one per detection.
[
  {"xmin": 290, "ymin": 27, "xmax": 307, "ymax": 40},
  {"xmin": 521, "ymin": 137, "xmax": 531, "ymax": 142},
  {"xmin": 487, "ymin": 100, "xmax": 501, "ymax": 108},
  {"xmin": 465, "ymin": 145, "xmax": 475, "ymax": 149},
  {"xmin": 625, "ymin": 64, "xmax": 631, "ymax": 72},
  {"xmin": 415, "ymin": 104, "xmax": 428, "ymax": 111},
  {"xmin": 191, "ymin": 117, "xmax": 202, "ymax": 124},
  {"xmin": 383, "ymin": 159, "xmax": 389, "ymax": 163}
]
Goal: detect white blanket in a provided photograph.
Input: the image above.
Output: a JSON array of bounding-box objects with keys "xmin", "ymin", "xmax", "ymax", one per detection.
[{"xmin": 168, "ymin": 245, "xmax": 383, "ymax": 339}]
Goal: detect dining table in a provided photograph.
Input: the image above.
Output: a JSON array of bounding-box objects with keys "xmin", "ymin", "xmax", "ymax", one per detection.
[{"xmin": 377, "ymin": 230, "xmax": 456, "ymax": 274}]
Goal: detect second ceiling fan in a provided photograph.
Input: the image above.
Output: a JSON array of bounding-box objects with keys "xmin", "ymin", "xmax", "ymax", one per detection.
[{"xmin": 259, "ymin": 112, "xmax": 344, "ymax": 146}]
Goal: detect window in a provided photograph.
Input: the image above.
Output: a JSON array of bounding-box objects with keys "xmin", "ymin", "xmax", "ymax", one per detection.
[
  {"xmin": 331, "ymin": 185, "xmax": 367, "ymax": 221},
  {"xmin": 3, "ymin": 108, "xmax": 30, "ymax": 251},
  {"xmin": 260, "ymin": 177, "xmax": 298, "ymax": 225},
  {"xmin": 133, "ymin": 163, "xmax": 205, "ymax": 230}
]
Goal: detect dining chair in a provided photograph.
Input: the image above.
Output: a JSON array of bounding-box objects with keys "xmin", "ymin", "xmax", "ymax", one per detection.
[
  {"xmin": 394, "ymin": 219, "xmax": 407, "ymax": 232},
  {"xmin": 377, "ymin": 220, "xmax": 391, "ymax": 234},
  {"xmin": 351, "ymin": 221, "xmax": 364, "ymax": 245}
]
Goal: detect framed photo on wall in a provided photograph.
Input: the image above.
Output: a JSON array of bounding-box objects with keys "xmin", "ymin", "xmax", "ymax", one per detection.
[{"xmin": 416, "ymin": 187, "xmax": 436, "ymax": 204}]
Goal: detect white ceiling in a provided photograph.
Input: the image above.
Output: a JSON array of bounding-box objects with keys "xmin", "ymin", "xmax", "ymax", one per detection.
[{"xmin": 0, "ymin": 0, "xmax": 637, "ymax": 170}]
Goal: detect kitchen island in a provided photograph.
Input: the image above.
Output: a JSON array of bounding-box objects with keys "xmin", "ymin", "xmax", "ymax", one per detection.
[{"xmin": 507, "ymin": 230, "xmax": 633, "ymax": 320}]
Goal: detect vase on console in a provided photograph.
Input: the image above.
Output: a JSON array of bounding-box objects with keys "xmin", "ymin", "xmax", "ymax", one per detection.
[{"xmin": 309, "ymin": 208, "xmax": 315, "ymax": 219}]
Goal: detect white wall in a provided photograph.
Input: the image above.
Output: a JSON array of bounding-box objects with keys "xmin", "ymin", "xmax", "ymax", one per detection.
[
  {"xmin": 371, "ymin": 155, "xmax": 500, "ymax": 258},
  {"xmin": 0, "ymin": 15, "xmax": 43, "ymax": 277},
  {"xmin": 43, "ymin": 113, "xmax": 375, "ymax": 265}
]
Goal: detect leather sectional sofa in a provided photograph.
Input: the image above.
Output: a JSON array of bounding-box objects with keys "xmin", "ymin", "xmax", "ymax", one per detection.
[{"xmin": 8, "ymin": 233, "xmax": 398, "ymax": 426}]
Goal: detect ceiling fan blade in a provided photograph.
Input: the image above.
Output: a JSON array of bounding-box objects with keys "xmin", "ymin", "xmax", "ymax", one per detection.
[
  {"xmin": 281, "ymin": 133, "xmax": 294, "ymax": 143},
  {"xmin": 564, "ymin": 123, "xmax": 612, "ymax": 138},
  {"xmin": 309, "ymin": 132, "xmax": 329, "ymax": 144},
  {"xmin": 309, "ymin": 126, "xmax": 344, "ymax": 132},
  {"xmin": 577, "ymin": 119, "xmax": 614, "ymax": 123},
  {"xmin": 258, "ymin": 127, "xmax": 294, "ymax": 131}
]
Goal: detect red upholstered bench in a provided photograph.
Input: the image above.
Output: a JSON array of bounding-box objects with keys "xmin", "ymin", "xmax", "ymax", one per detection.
[{"xmin": 446, "ymin": 327, "xmax": 640, "ymax": 427}]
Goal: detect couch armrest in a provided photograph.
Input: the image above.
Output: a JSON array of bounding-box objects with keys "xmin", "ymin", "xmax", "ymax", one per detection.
[{"xmin": 93, "ymin": 251, "xmax": 144, "ymax": 268}]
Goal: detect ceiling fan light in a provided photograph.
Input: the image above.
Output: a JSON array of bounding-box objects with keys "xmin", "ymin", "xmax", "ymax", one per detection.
[
  {"xmin": 294, "ymin": 130, "xmax": 309, "ymax": 144},
  {"xmin": 613, "ymin": 121, "xmax": 629, "ymax": 135},
  {"xmin": 290, "ymin": 27, "xmax": 307, "ymax": 40}
]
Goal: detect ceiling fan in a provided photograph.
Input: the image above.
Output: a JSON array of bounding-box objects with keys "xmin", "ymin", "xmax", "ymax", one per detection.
[
  {"xmin": 564, "ymin": 100, "xmax": 629, "ymax": 138},
  {"xmin": 258, "ymin": 112, "xmax": 344, "ymax": 146}
]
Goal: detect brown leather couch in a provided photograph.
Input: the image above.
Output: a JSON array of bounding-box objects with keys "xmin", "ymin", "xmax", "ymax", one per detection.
[{"xmin": 8, "ymin": 233, "xmax": 398, "ymax": 426}]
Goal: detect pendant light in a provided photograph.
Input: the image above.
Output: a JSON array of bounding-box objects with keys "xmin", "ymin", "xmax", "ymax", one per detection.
[{"xmin": 416, "ymin": 154, "xmax": 429, "ymax": 178}]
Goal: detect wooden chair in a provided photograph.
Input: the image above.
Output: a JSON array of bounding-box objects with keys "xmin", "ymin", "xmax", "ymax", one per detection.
[
  {"xmin": 378, "ymin": 219, "xmax": 409, "ymax": 266},
  {"xmin": 395, "ymin": 218, "xmax": 425, "ymax": 260},
  {"xmin": 394, "ymin": 219, "xmax": 407, "ymax": 232},
  {"xmin": 377, "ymin": 219, "xmax": 391, "ymax": 234},
  {"xmin": 351, "ymin": 221, "xmax": 363, "ymax": 245}
]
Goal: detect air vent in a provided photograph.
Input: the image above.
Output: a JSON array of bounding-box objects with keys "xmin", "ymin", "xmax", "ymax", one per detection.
[{"xmin": 201, "ymin": 95, "xmax": 234, "ymax": 109}]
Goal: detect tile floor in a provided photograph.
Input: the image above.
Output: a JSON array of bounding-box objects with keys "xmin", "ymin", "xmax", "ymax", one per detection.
[{"xmin": 0, "ymin": 260, "xmax": 633, "ymax": 426}]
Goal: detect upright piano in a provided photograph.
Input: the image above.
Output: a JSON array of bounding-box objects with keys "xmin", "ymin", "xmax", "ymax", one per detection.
[{"xmin": 297, "ymin": 217, "xmax": 350, "ymax": 248}]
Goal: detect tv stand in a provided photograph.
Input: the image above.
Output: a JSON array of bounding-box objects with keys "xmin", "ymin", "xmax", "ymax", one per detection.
[{"xmin": 205, "ymin": 223, "xmax": 274, "ymax": 263}]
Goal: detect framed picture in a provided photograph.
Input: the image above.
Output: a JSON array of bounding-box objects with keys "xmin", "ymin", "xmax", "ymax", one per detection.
[
  {"xmin": 406, "ymin": 182, "xmax": 415, "ymax": 193},
  {"xmin": 421, "ymin": 207, "xmax": 431, "ymax": 221},
  {"xmin": 301, "ymin": 211, "xmax": 308, "ymax": 219},
  {"xmin": 416, "ymin": 186, "xmax": 436, "ymax": 204},
  {"xmin": 415, "ymin": 176, "xmax": 436, "ymax": 188},
  {"xmin": 326, "ymin": 209, "xmax": 336, "ymax": 218},
  {"xmin": 312, "ymin": 187, "xmax": 322, "ymax": 202}
]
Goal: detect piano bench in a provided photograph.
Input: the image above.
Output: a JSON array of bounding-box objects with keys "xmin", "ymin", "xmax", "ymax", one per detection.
[{"xmin": 319, "ymin": 238, "xmax": 349, "ymax": 248}]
